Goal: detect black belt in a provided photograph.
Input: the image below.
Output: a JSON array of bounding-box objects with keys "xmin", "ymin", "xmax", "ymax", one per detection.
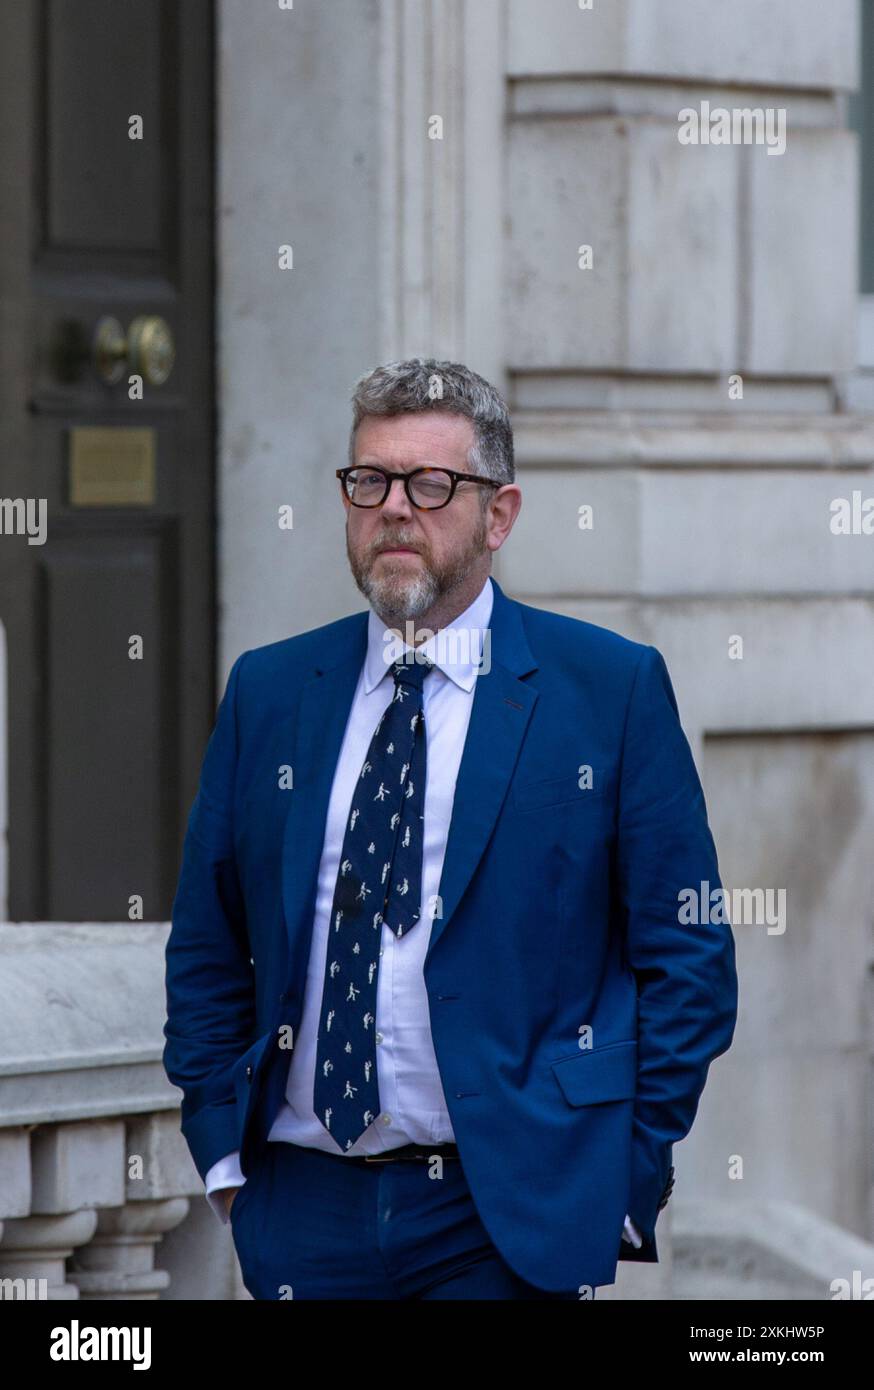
[{"xmin": 357, "ymin": 1142, "xmax": 460, "ymax": 1164}]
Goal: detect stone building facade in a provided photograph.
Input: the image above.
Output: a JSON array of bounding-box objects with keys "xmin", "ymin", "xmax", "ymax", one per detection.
[{"xmin": 1, "ymin": 0, "xmax": 872, "ymax": 1300}]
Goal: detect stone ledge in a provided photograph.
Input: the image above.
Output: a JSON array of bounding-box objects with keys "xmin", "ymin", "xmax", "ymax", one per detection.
[
  {"xmin": 673, "ymin": 1198, "xmax": 874, "ymax": 1299},
  {"xmin": 512, "ymin": 412, "xmax": 874, "ymax": 468},
  {"xmin": 0, "ymin": 923, "xmax": 176, "ymax": 1128}
]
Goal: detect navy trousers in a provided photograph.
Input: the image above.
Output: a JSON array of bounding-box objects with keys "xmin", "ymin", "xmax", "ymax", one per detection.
[{"xmin": 229, "ymin": 1138, "xmax": 586, "ymax": 1301}]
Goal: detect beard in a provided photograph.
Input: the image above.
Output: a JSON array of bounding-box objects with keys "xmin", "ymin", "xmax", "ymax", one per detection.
[{"xmin": 346, "ymin": 509, "xmax": 488, "ymax": 629}]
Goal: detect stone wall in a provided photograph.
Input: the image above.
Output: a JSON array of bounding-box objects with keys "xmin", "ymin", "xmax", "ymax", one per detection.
[
  {"xmin": 5, "ymin": 0, "xmax": 868, "ymax": 1301},
  {"xmin": 216, "ymin": 0, "xmax": 874, "ymax": 1278}
]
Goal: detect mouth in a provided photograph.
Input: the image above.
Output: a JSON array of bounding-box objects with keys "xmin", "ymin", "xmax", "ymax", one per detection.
[{"xmin": 377, "ymin": 546, "xmax": 420, "ymax": 556}]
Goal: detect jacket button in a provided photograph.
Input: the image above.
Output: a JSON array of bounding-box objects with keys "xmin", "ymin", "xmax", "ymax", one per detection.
[{"xmin": 245, "ymin": 1064, "xmax": 253, "ymax": 1081}]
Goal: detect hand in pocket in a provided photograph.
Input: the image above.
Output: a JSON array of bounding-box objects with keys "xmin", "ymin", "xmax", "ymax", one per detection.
[{"xmin": 221, "ymin": 1185, "xmax": 243, "ymax": 1218}]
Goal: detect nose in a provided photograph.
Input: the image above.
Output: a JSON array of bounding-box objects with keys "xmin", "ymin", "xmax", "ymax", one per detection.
[{"xmin": 380, "ymin": 476, "xmax": 414, "ymax": 521}]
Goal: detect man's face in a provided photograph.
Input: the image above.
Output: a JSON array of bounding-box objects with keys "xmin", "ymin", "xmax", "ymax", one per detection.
[{"xmin": 344, "ymin": 411, "xmax": 492, "ymax": 627}]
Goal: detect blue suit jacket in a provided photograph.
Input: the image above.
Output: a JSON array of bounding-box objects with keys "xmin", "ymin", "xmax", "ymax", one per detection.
[{"xmin": 163, "ymin": 577, "xmax": 738, "ymax": 1292}]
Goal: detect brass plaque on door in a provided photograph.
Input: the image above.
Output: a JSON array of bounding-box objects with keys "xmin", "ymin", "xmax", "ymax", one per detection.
[{"xmin": 69, "ymin": 427, "xmax": 156, "ymax": 506}]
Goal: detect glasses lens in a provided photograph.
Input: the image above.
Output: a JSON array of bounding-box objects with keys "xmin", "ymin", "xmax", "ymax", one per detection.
[
  {"xmin": 346, "ymin": 469, "xmax": 386, "ymax": 506},
  {"xmin": 409, "ymin": 470, "xmax": 453, "ymax": 508}
]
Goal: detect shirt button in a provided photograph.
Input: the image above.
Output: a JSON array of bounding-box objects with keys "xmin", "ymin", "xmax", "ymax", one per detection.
[
  {"xmin": 380, "ymin": 1113, "xmax": 392, "ymax": 1126},
  {"xmin": 375, "ymin": 1032, "xmax": 384, "ymax": 1044}
]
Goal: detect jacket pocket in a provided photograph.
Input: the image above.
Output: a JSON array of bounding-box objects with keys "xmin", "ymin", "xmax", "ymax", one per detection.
[
  {"xmin": 550, "ymin": 1039, "xmax": 638, "ymax": 1106},
  {"xmin": 513, "ymin": 768, "xmax": 610, "ymax": 812},
  {"xmin": 228, "ymin": 1178, "xmax": 251, "ymax": 1231}
]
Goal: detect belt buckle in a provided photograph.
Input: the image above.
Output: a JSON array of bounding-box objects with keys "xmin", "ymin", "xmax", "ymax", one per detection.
[{"xmin": 363, "ymin": 1152, "xmax": 396, "ymax": 1163}]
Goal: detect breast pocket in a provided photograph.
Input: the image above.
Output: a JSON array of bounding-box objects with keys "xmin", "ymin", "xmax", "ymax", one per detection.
[{"xmin": 513, "ymin": 767, "xmax": 612, "ymax": 813}]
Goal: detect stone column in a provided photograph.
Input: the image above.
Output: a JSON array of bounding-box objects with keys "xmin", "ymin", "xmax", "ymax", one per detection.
[{"xmin": 68, "ymin": 1199, "xmax": 189, "ymax": 1301}]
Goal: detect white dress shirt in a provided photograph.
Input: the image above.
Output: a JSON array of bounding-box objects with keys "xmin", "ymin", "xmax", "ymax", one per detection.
[{"xmin": 203, "ymin": 574, "xmax": 642, "ymax": 1251}]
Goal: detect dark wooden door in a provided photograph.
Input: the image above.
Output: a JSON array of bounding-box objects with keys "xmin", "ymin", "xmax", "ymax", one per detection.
[{"xmin": 0, "ymin": 0, "xmax": 215, "ymax": 920}]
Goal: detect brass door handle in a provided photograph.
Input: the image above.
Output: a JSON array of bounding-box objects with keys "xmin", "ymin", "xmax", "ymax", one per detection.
[{"xmin": 93, "ymin": 315, "xmax": 176, "ymax": 386}]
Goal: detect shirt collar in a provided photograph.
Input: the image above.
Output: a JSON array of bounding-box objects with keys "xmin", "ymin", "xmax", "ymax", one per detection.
[{"xmin": 364, "ymin": 574, "xmax": 494, "ymax": 695}]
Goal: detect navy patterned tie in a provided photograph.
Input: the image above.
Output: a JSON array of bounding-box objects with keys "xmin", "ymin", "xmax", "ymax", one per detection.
[{"xmin": 314, "ymin": 651, "xmax": 435, "ymax": 1152}]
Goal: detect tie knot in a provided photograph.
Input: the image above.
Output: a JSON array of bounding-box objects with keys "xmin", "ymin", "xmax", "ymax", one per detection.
[{"xmin": 391, "ymin": 653, "xmax": 434, "ymax": 694}]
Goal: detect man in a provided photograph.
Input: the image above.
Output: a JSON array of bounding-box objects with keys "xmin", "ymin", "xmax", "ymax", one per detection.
[{"xmin": 163, "ymin": 357, "xmax": 738, "ymax": 1300}]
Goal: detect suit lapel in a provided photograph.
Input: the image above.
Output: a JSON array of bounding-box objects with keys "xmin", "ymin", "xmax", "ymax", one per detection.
[
  {"xmin": 424, "ymin": 579, "xmax": 538, "ymax": 962},
  {"xmin": 281, "ymin": 616, "xmax": 368, "ymax": 960}
]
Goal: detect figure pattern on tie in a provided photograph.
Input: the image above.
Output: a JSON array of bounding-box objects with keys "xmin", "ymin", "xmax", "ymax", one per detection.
[{"xmin": 313, "ymin": 652, "xmax": 434, "ymax": 1151}]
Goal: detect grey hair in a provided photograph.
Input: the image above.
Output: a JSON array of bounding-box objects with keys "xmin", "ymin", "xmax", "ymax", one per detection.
[{"xmin": 347, "ymin": 357, "xmax": 514, "ymax": 507}]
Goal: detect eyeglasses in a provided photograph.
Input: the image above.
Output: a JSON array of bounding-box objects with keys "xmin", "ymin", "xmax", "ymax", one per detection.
[{"xmin": 336, "ymin": 465, "xmax": 501, "ymax": 511}]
